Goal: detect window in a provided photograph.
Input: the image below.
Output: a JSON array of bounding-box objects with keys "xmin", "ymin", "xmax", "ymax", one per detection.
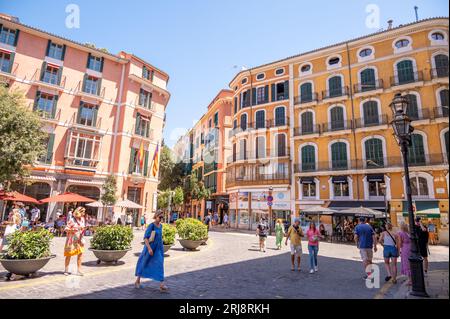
[
  {"xmin": 232, "ymin": 143, "xmax": 237, "ymax": 161},
  {"xmin": 234, "ymin": 97, "xmax": 238, "ymax": 113},
  {"xmin": 276, "ymin": 134, "xmax": 286, "ymax": 157},
  {"xmin": 275, "ymin": 107, "xmax": 286, "ymax": 126},
  {"xmin": 404, "ymin": 94, "xmax": 419, "ymax": 120},
  {"xmin": 272, "ymin": 81, "xmax": 289, "ymax": 101},
  {"xmin": 368, "ymin": 179, "xmax": 385, "ymax": 197},
  {"xmin": 256, "ymin": 86, "xmax": 267, "ymax": 104},
  {"xmin": 396, "ymin": 60, "xmax": 415, "ymax": 84},
  {"xmin": 331, "ymin": 142, "xmax": 348, "ymax": 169},
  {"xmin": 434, "ymin": 54, "xmax": 449, "ymax": 78},
  {"xmin": 256, "ymin": 73, "xmax": 265, "ymax": 80},
  {"xmin": 0, "ymin": 51, "xmax": 12, "ymax": 73},
  {"xmin": 208, "ymin": 119, "xmax": 212, "ymax": 128},
  {"xmin": 301, "ymin": 145, "xmax": 315, "ymax": 171},
  {"xmin": 255, "ymin": 110, "xmax": 265, "ymax": 129},
  {"xmin": 41, "ymin": 64, "xmax": 60, "ymax": 85},
  {"xmin": 139, "ymin": 89, "xmax": 152, "ymax": 109},
  {"xmin": 0, "ymin": 27, "xmax": 17, "ymax": 46},
  {"xmin": 360, "ymin": 68, "xmax": 376, "ymax": 91},
  {"xmin": 395, "ymin": 39, "xmax": 410, "ymax": 49},
  {"xmin": 275, "ymin": 68, "xmax": 284, "ymax": 76},
  {"xmin": 301, "ymin": 111, "xmax": 314, "ymax": 134},
  {"xmin": 333, "ymin": 178, "xmax": 350, "ymax": 197},
  {"xmin": 239, "ymin": 139, "xmax": 247, "ymax": 160},
  {"xmin": 408, "ymin": 134, "xmax": 426, "ymax": 165},
  {"xmin": 330, "ymin": 106, "xmax": 345, "ymax": 130},
  {"xmin": 233, "ymin": 119, "xmax": 237, "ymax": 129},
  {"xmin": 128, "ymin": 147, "xmax": 149, "ymax": 175},
  {"xmin": 83, "ymin": 75, "xmax": 100, "ymax": 95},
  {"xmin": 431, "ymin": 32, "xmax": 445, "ymax": 40},
  {"xmin": 142, "ymin": 66, "xmax": 154, "ymax": 81},
  {"xmin": 135, "ymin": 113, "xmax": 150, "ymax": 137},
  {"xmin": 301, "ymin": 180, "xmax": 316, "ymax": 198},
  {"xmin": 300, "ymin": 82, "xmax": 313, "ymax": 103},
  {"xmin": 77, "ymin": 102, "xmax": 98, "ymax": 127},
  {"xmin": 240, "ymin": 113, "xmax": 247, "ymax": 131},
  {"xmin": 87, "ymin": 54, "xmax": 103, "ymax": 72},
  {"xmin": 241, "ymin": 78, "xmax": 248, "ymax": 85},
  {"xmin": 34, "ymin": 92, "xmax": 57, "ymax": 119},
  {"xmin": 328, "ymin": 76, "xmax": 342, "ymax": 97},
  {"xmin": 255, "ymin": 136, "xmax": 265, "ymax": 159},
  {"xmin": 365, "ymin": 138, "xmax": 384, "ymax": 168},
  {"xmin": 411, "ymin": 176, "xmax": 429, "ymax": 197},
  {"xmin": 67, "ymin": 132, "xmax": 101, "ymax": 167},
  {"xmin": 439, "ymin": 89, "xmax": 449, "ymax": 116},
  {"xmin": 47, "ymin": 41, "xmax": 65, "ymax": 60},
  {"xmin": 328, "ymin": 57, "xmax": 340, "ymax": 65},
  {"xmin": 300, "ymin": 64, "xmax": 311, "ymax": 73},
  {"xmin": 39, "ymin": 133, "xmax": 55, "ymax": 164},
  {"xmin": 359, "ymin": 48, "xmax": 372, "ymax": 58},
  {"xmin": 241, "ymin": 89, "xmax": 250, "ymax": 107},
  {"xmin": 214, "ymin": 112, "xmax": 219, "ymax": 126},
  {"xmin": 363, "ymin": 101, "xmax": 379, "ymax": 126}
]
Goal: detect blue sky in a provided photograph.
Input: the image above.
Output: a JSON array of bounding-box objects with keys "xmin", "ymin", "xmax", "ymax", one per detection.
[{"xmin": 1, "ymin": 0, "xmax": 448, "ymax": 147}]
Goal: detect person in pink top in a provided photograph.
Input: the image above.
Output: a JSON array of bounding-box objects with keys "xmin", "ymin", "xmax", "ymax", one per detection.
[
  {"xmin": 306, "ymin": 222, "xmax": 323, "ymax": 274},
  {"xmin": 398, "ymin": 222, "xmax": 412, "ymax": 285}
]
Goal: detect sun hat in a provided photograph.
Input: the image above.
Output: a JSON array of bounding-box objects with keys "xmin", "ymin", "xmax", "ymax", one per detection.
[{"xmin": 73, "ymin": 207, "xmax": 86, "ymax": 218}]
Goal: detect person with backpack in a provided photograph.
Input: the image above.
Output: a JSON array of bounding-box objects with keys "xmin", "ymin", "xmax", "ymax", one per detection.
[
  {"xmin": 379, "ymin": 222, "xmax": 400, "ymax": 283},
  {"xmin": 256, "ymin": 217, "xmax": 269, "ymax": 252}
]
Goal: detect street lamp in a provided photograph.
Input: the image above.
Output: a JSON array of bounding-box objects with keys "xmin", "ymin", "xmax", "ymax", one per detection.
[
  {"xmin": 268, "ymin": 186, "xmax": 273, "ymax": 234},
  {"xmin": 389, "ymin": 94, "xmax": 428, "ymax": 297}
]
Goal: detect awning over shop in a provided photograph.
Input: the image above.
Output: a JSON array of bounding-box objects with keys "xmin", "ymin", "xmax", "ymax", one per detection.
[
  {"xmin": 332, "ymin": 176, "xmax": 348, "ymax": 183},
  {"xmin": 329, "ymin": 200, "xmax": 386, "ymax": 212},
  {"xmin": 367, "ymin": 174, "xmax": 384, "ymax": 182},
  {"xmin": 300, "ymin": 177, "xmax": 315, "ymax": 184},
  {"xmin": 402, "ymin": 200, "xmax": 440, "ymax": 218}
]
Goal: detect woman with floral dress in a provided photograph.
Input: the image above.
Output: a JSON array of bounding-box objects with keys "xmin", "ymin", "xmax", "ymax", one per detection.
[{"xmin": 64, "ymin": 207, "xmax": 86, "ymax": 276}]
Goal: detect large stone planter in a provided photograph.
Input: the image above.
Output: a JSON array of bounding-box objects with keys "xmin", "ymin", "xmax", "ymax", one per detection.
[
  {"xmin": 178, "ymin": 239, "xmax": 203, "ymax": 251},
  {"xmin": 200, "ymin": 237, "xmax": 208, "ymax": 246},
  {"xmin": 0, "ymin": 255, "xmax": 56, "ymax": 279},
  {"xmin": 163, "ymin": 244, "xmax": 173, "ymax": 253},
  {"xmin": 89, "ymin": 248, "xmax": 131, "ymax": 264}
]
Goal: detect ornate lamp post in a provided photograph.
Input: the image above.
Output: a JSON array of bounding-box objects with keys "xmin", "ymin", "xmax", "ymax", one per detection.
[{"xmin": 389, "ymin": 94, "xmax": 428, "ymax": 297}]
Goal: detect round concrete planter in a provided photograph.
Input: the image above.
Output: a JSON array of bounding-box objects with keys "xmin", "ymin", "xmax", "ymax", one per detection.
[
  {"xmin": 0, "ymin": 255, "xmax": 56, "ymax": 278},
  {"xmin": 89, "ymin": 248, "xmax": 131, "ymax": 264},
  {"xmin": 178, "ymin": 239, "xmax": 203, "ymax": 251},
  {"xmin": 163, "ymin": 244, "xmax": 173, "ymax": 253},
  {"xmin": 200, "ymin": 237, "xmax": 208, "ymax": 245}
]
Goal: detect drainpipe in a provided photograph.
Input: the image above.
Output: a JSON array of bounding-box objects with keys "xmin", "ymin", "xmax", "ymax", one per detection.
[{"xmin": 345, "ymin": 42, "xmax": 360, "ymax": 199}]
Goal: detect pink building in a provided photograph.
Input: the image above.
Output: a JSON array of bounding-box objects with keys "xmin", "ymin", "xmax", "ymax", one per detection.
[{"xmin": 0, "ymin": 13, "xmax": 170, "ymax": 224}]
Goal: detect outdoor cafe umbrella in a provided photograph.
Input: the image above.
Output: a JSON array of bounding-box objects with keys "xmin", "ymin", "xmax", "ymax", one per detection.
[
  {"xmin": 114, "ymin": 199, "xmax": 143, "ymax": 209},
  {"xmin": 39, "ymin": 192, "xmax": 95, "ymax": 203},
  {"xmin": 86, "ymin": 201, "xmax": 113, "ymax": 208},
  {"xmin": 337, "ymin": 206, "xmax": 384, "ymax": 219},
  {"xmin": 300, "ymin": 205, "xmax": 337, "ymax": 226},
  {"xmin": 0, "ymin": 191, "xmax": 40, "ymax": 204}
]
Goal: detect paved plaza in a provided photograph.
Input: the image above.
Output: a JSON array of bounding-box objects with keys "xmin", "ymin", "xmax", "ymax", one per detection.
[{"xmin": 0, "ymin": 229, "xmax": 448, "ymax": 299}]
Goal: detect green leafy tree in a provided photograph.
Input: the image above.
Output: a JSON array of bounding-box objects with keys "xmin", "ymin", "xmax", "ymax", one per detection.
[
  {"xmin": 158, "ymin": 146, "xmax": 175, "ymax": 190},
  {"xmin": 0, "ymin": 86, "xmax": 47, "ymax": 189},
  {"xmin": 172, "ymin": 186, "xmax": 184, "ymax": 211},
  {"xmin": 101, "ymin": 175, "xmax": 117, "ymax": 206},
  {"xmin": 157, "ymin": 190, "xmax": 170, "ymax": 210}
]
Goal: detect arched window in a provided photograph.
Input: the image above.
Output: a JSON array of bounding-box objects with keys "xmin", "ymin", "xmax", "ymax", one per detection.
[
  {"xmin": 275, "ymin": 107, "xmax": 286, "ymax": 126},
  {"xmin": 240, "ymin": 113, "xmax": 247, "ymax": 131},
  {"xmin": 434, "ymin": 54, "xmax": 449, "ymax": 78},
  {"xmin": 276, "ymin": 134, "xmax": 286, "ymax": 157},
  {"xmin": 363, "ymin": 101, "xmax": 380, "ymax": 126},
  {"xmin": 255, "ymin": 136, "xmax": 265, "ymax": 159},
  {"xmin": 396, "ymin": 60, "xmax": 415, "ymax": 84},
  {"xmin": 395, "ymin": 39, "xmax": 410, "ymax": 48},
  {"xmin": 365, "ymin": 138, "xmax": 384, "ymax": 168},
  {"xmin": 328, "ymin": 76, "xmax": 342, "ymax": 97},
  {"xmin": 360, "ymin": 68, "xmax": 376, "ymax": 91},
  {"xmin": 331, "ymin": 142, "xmax": 348, "ymax": 170},
  {"xmin": 404, "ymin": 94, "xmax": 419, "ymax": 120},
  {"xmin": 439, "ymin": 89, "xmax": 449, "ymax": 117},
  {"xmin": 411, "ymin": 176, "xmax": 429, "ymax": 197},
  {"xmin": 301, "ymin": 145, "xmax": 316, "ymax": 171},
  {"xmin": 239, "ymin": 139, "xmax": 247, "ymax": 160},
  {"xmin": 330, "ymin": 106, "xmax": 345, "ymax": 130},
  {"xmin": 301, "ymin": 111, "xmax": 314, "ymax": 134},
  {"xmin": 431, "ymin": 32, "xmax": 445, "ymax": 40},
  {"xmin": 255, "ymin": 110, "xmax": 265, "ymax": 129},
  {"xmin": 408, "ymin": 134, "xmax": 426, "ymax": 165},
  {"xmin": 300, "ymin": 82, "xmax": 313, "ymax": 103}
]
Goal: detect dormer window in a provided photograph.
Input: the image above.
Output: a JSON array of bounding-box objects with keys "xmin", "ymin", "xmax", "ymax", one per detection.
[
  {"xmin": 395, "ymin": 39, "xmax": 410, "ymax": 49},
  {"xmin": 301, "ymin": 64, "xmax": 311, "ymax": 72},
  {"xmin": 241, "ymin": 78, "xmax": 248, "ymax": 85},
  {"xmin": 256, "ymin": 73, "xmax": 265, "ymax": 81},
  {"xmin": 328, "ymin": 57, "xmax": 340, "ymax": 65},
  {"xmin": 359, "ymin": 48, "xmax": 372, "ymax": 58},
  {"xmin": 275, "ymin": 68, "xmax": 285, "ymax": 76},
  {"xmin": 431, "ymin": 32, "xmax": 445, "ymax": 41}
]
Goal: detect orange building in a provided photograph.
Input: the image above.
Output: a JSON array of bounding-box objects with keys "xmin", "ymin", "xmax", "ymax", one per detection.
[{"xmin": 0, "ymin": 14, "xmax": 170, "ymax": 224}]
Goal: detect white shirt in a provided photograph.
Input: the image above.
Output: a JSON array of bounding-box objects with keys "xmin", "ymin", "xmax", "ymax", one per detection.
[{"xmin": 31, "ymin": 208, "xmax": 40, "ymax": 221}]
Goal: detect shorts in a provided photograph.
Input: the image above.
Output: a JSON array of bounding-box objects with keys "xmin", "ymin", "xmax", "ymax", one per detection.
[
  {"xmin": 290, "ymin": 244, "xmax": 303, "ymax": 256},
  {"xmin": 359, "ymin": 248, "xmax": 373, "ymax": 262},
  {"xmin": 259, "ymin": 236, "xmax": 267, "ymax": 242},
  {"xmin": 383, "ymin": 245, "xmax": 399, "ymax": 258}
]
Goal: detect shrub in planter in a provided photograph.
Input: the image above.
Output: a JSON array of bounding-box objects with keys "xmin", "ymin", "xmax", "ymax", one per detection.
[
  {"xmin": 176, "ymin": 218, "xmax": 208, "ymax": 241},
  {"xmin": 2, "ymin": 229, "xmax": 53, "ymax": 260},
  {"xmin": 162, "ymin": 223, "xmax": 176, "ymax": 245},
  {"xmin": 90, "ymin": 225, "xmax": 133, "ymax": 251}
]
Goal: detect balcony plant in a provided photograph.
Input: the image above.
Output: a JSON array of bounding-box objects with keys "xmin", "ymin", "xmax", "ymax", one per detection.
[
  {"xmin": 175, "ymin": 218, "xmax": 208, "ymax": 251},
  {"xmin": 162, "ymin": 223, "xmax": 176, "ymax": 253},
  {"xmin": 89, "ymin": 225, "xmax": 133, "ymax": 264},
  {"xmin": 0, "ymin": 229, "xmax": 56, "ymax": 279}
]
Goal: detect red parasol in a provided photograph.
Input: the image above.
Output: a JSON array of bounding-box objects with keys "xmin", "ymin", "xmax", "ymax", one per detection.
[
  {"xmin": 0, "ymin": 191, "xmax": 40, "ymax": 204},
  {"xmin": 39, "ymin": 192, "xmax": 95, "ymax": 203}
]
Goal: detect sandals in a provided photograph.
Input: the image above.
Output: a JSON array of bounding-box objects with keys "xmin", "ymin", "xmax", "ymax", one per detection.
[
  {"xmin": 159, "ymin": 285, "xmax": 169, "ymax": 292},
  {"xmin": 134, "ymin": 282, "xmax": 142, "ymax": 289}
]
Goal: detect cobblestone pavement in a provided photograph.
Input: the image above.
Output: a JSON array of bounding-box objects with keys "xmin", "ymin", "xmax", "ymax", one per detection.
[{"xmin": 0, "ymin": 229, "xmax": 448, "ymax": 299}]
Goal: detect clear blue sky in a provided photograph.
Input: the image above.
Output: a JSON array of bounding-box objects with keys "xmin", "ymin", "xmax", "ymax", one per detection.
[{"xmin": 1, "ymin": 0, "xmax": 448, "ymax": 147}]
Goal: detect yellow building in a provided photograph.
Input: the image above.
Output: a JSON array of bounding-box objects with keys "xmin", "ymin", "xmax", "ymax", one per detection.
[{"xmin": 228, "ymin": 17, "xmax": 449, "ymax": 242}]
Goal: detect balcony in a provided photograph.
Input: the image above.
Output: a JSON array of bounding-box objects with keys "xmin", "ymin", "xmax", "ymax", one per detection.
[
  {"xmin": 132, "ymin": 125, "xmax": 154, "ymax": 141},
  {"xmin": 354, "ymin": 114, "xmax": 389, "ymax": 129},
  {"xmin": 408, "ymin": 108, "xmax": 432, "ymax": 122},
  {"xmin": 37, "ymin": 152, "xmax": 53, "ymax": 165},
  {"xmin": 69, "ymin": 112, "xmax": 103, "ymax": 132},
  {"xmin": 430, "ymin": 67, "xmax": 449, "ymax": 83},
  {"xmin": 390, "ymin": 71, "xmax": 423, "ymax": 88},
  {"xmin": 76, "ymin": 80, "xmax": 105, "ymax": 101},
  {"xmin": 65, "ymin": 157, "xmax": 99, "ymax": 171},
  {"xmin": 294, "ymin": 93, "xmax": 319, "ymax": 106},
  {"xmin": 249, "ymin": 118, "xmax": 290, "ymax": 130},
  {"xmin": 226, "ymin": 172, "xmax": 290, "ymax": 188},
  {"xmin": 0, "ymin": 62, "xmax": 18, "ymax": 84},
  {"xmin": 293, "ymin": 124, "xmax": 321, "ymax": 137},
  {"xmin": 353, "ymin": 79, "xmax": 384, "ymax": 96},
  {"xmin": 227, "ymin": 148, "xmax": 289, "ymax": 163},
  {"xmin": 321, "ymin": 120, "xmax": 353, "ymax": 134},
  {"xmin": 322, "ymin": 86, "xmax": 349, "ymax": 102},
  {"xmin": 32, "ymin": 68, "xmax": 66, "ymax": 91},
  {"xmin": 434, "ymin": 106, "xmax": 449, "ymax": 119}
]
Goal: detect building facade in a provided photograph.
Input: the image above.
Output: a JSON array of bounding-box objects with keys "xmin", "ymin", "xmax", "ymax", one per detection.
[{"xmin": 0, "ymin": 14, "xmax": 170, "ymax": 224}]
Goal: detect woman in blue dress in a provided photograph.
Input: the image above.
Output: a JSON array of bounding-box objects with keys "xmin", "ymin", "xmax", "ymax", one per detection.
[{"xmin": 135, "ymin": 211, "xmax": 168, "ymax": 292}]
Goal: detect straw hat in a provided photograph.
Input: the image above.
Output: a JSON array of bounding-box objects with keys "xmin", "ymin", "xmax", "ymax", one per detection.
[{"xmin": 73, "ymin": 207, "xmax": 86, "ymax": 218}]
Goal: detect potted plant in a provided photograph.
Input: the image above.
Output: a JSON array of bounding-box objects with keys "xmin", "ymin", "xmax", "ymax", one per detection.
[
  {"xmin": 0, "ymin": 229, "xmax": 55, "ymax": 279},
  {"xmin": 162, "ymin": 223, "xmax": 176, "ymax": 253},
  {"xmin": 176, "ymin": 218, "xmax": 208, "ymax": 251},
  {"xmin": 89, "ymin": 225, "xmax": 133, "ymax": 264}
]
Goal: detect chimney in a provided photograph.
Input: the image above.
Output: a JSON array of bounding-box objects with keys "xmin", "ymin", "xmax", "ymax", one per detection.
[{"xmin": 387, "ymin": 20, "xmax": 394, "ymax": 29}]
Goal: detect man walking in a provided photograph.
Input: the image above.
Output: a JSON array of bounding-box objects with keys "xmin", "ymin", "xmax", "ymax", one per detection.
[
  {"xmin": 285, "ymin": 218, "xmax": 304, "ymax": 271},
  {"xmin": 256, "ymin": 217, "xmax": 269, "ymax": 252},
  {"xmin": 354, "ymin": 217, "xmax": 377, "ymax": 279},
  {"xmin": 414, "ymin": 217, "xmax": 430, "ymax": 274},
  {"xmin": 30, "ymin": 205, "xmax": 40, "ymax": 227}
]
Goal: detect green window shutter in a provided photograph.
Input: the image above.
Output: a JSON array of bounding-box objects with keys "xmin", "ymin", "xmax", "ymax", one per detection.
[
  {"xmin": 301, "ymin": 83, "xmax": 312, "ymax": 100},
  {"xmin": 82, "ymin": 74, "xmax": 88, "ymax": 92},
  {"xmin": 96, "ymin": 78, "xmax": 102, "ymax": 96},
  {"xmin": 33, "ymin": 91, "xmax": 41, "ymax": 111},
  {"xmin": 264, "ymin": 85, "xmax": 269, "ymax": 103},
  {"xmin": 271, "ymin": 84, "xmax": 276, "ymax": 102},
  {"xmin": 45, "ymin": 40, "xmax": 51, "ymax": 56},
  {"xmin": 135, "ymin": 113, "xmax": 141, "ymax": 134},
  {"xmin": 142, "ymin": 66, "xmax": 147, "ymax": 78},
  {"xmin": 57, "ymin": 66, "xmax": 63, "ymax": 86},
  {"xmin": 251, "ymin": 88, "xmax": 256, "ymax": 105},
  {"xmin": 7, "ymin": 52, "xmax": 15, "ymax": 73},
  {"xmin": 100, "ymin": 57, "xmax": 104, "ymax": 72},
  {"xmin": 77, "ymin": 102, "xmax": 84, "ymax": 124},
  {"xmin": 52, "ymin": 95, "xmax": 58, "ymax": 118},
  {"xmin": 61, "ymin": 45, "xmax": 66, "ymax": 61},
  {"xmin": 129, "ymin": 148, "xmax": 136, "ymax": 174},
  {"xmin": 40, "ymin": 62, "xmax": 47, "ymax": 81},
  {"xmin": 13, "ymin": 29, "xmax": 20, "ymax": 47},
  {"xmin": 46, "ymin": 133, "xmax": 55, "ymax": 163},
  {"xmin": 234, "ymin": 97, "xmax": 237, "ymax": 114},
  {"xmin": 405, "ymin": 94, "xmax": 419, "ymax": 119},
  {"xmin": 92, "ymin": 106, "xmax": 99, "ymax": 127},
  {"xmin": 284, "ymin": 80, "xmax": 289, "ymax": 99},
  {"xmin": 150, "ymin": 70, "xmax": 154, "ymax": 82},
  {"xmin": 86, "ymin": 53, "xmax": 92, "ymax": 68},
  {"xmin": 143, "ymin": 151, "xmax": 149, "ymax": 176}
]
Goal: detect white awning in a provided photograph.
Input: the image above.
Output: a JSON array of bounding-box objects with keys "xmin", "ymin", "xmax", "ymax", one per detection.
[
  {"xmin": 67, "ymin": 179, "xmax": 104, "ymax": 186},
  {"xmin": 28, "ymin": 175, "xmax": 56, "ymax": 182}
]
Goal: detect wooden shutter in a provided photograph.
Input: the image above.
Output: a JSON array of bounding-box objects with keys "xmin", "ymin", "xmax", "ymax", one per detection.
[
  {"xmin": 234, "ymin": 97, "xmax": 237, "ymax": 114},
  {"xmin": 86, "ymin": 53, "xmax": 92, "ymax": 68},
  {"xmin": 33, "ymin": 91, "xmax": 41, "ymax": 111},
  {"xmin": 271, "ymin": 84, "xmax": 276, "ymax": 102},
  {"xmin": 52, "ymin": 95, "xmax": 58, "ymax": 118},
  {"xmin": 264, "ymin": 85, "xmax": 269, "ymax": 103},
  {"xmin": 7, "ymin": 52, "xmax": 15, "ymax": 73},
  {"xmin": 77, "ymin": 102, "xmax": 84, "ymax": 124},
  {"xmin": 61, "ymin": 45, "xmax": 67, "ymax": 61},
  {"xmin": 45, "ymin": 40, "xmax": 51, "ymax": 56},
  {"xmin": 251, "ymin": 88, "xmax": 256, "ymax": 105},
  {"xmin": 13, "ymin": 29, "xmax": 19, "ymax": 47},
  {"xmin": 92, "ymin": 105, "xmax": 99, "ymax": 127},
  {"xmin": 96, "ymin": 78, "xmax": 102, "ymax": 96},
  {"xmin": 46, "ymin": 133, "xmax": 55, "ymax": 163},
  {"xmin": 57, "ymin": 66, "xmax": 63, "ymax": 86},
  {"xmin": 129, "ymin": 149, "xmax": 136, "ymax": 174},
  {"xmin": 135, "ymin": 113, "xmax": 141, "ymax": 134},
  {"xmin": 82, "ymin": 74, "xmax": 88, "ymax": 92},
  {"xmin": 40, "ymin": 62, "xmax": 47, "ymax": 81},
  {"xmin": 143, "ymin": 151, "xmax": 149, "ymax": 176},
  {"xmin": 100, "ymin": 57, "xmax": 104, "ymax": 72},
  {"xmin": 284, "ymin": 80, "xmax": 289, "ymax": 99}
]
